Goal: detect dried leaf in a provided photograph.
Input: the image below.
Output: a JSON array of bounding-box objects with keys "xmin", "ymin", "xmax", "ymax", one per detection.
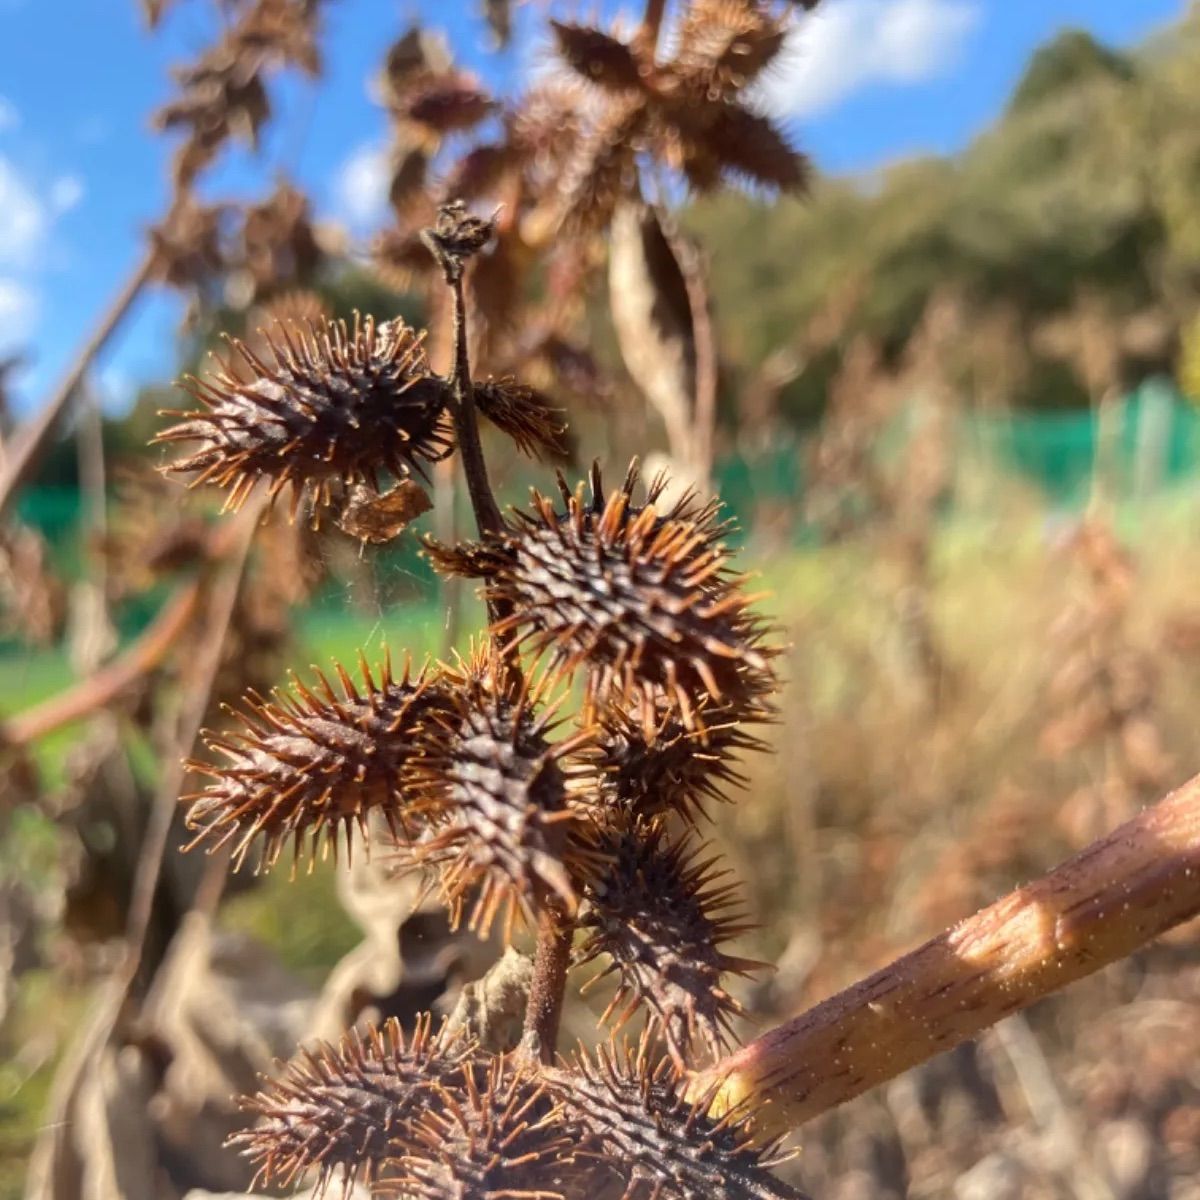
[
  {"xmin": 608, "ymin": 202, "xmax": 696, "ymax": 463},
  {"xmin": 335, "ymin": 480, "xmax": 433, "ymax": 544}
]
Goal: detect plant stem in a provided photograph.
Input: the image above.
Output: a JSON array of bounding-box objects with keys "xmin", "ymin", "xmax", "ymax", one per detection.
[
  {"xmin": 689, "ymin": 771, "xmax": 1200, "ymax": 1137},
  {"xmin": 0, "ymin": 249, "xmax": 154, "ymax": 522},
  {"xmin": 437, "ymin": 228, "xmax": 576, "ymax": 1064},
  {"xmin": 637, "ymin": 0, "xmax": 668, "ymax": 55},
  {"xmin": 446, "ymin": 273, "xmax": 504, "ymax": 540},
  {"xmin": 520, "ymin": 903, "xmax": 574, "ymax": 1064},
  {"xmin": 0, "ymin": 520, "xmax": 243, "ymax": 745}
]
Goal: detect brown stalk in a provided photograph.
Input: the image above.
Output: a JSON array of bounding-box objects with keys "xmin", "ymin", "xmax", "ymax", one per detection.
[
  {"xmin": 0, "ymin": 250, "xmax": 155, "ymax": 522},
  {"xmin": 424, "ymin": 205, "xmax": 572, "ymax": 1062},
  {"xmin": 520, "ymin": 905, "xmax": 574, "ymax": 1064},
  {"xmin": 0, "ymin": 519, "xmax": 240, "ymax": 746},
  {"xmin": 691, "ymin": 772, "xmax": 1200, "ymax": 1137},
  {"xmin": 668, "ymin": 222, "xmax": 717, "ymax": 483},
  {"xmin": 636, "ymin": 0, "xmax": 668, "ymax": 56},
  {"xmin": 122, "ymin": 501, "xmax": 259, "ymax": 994}
]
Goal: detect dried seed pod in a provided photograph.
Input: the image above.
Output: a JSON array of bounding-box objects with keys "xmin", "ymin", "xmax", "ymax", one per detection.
[
  {"xmin": 183, "ymin": 651, "xmax": 450, "ymax": 870},
  {"xmin": 425, "ymin": 461, "xmax": 776, "ymax": 727},
  {"xmin": 406, "ymin": 650, "xmax": 596, "ymax": 940},
  {"xmin": 577, "ymin": 821, "xmax": 764, "ymax": 1064},
  {"xmin": 156, "ymin": 313, "xmax": 453, "ymax": 522},
  {"xmin": 474, "ymin": 376, "xmax": 569, "ymax": 460},
  {"xmin": 421, "ymin": 199, "xmax": 497, "ymax": 279},
  {"xmin": 548, "ymin": 1038, "xmax": 805, "ymax": 1200},
  {"xmin": 239, "ymin": 181, "xmax": 324, "ymax": 300},
  {"xmin": 696, "ymin": 105, "xmax": 810, "ymax": 194},
  {"xmin": 536, "ymin": 98, "xmax": 644, "ymax": 237},
  {"xmin": 597, "ymin": 695, "xmax": 770, "ymax": 826},
  {"xmin": 233, "ymin": 1014, "xmax": 474, "ymax": 1197},
  {"xmin": 400, "ymin": 74, "xmax": 496, "ymax": 146},
  {"xmin": 673, "ymin": 0, "xmax": 787, "ymax": 99},
  {"xmin": 550, "ymin": 20, "xmax": 645, "ymax": 92},
  {"xmin": 389, "ymin": 1056, "xmax": 586, "ymax": 1199}
]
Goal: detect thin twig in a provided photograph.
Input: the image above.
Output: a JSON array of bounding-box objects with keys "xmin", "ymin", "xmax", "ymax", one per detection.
[
  {"xmin": 1, "ymin": 519, "xmax": 241, "ymax": 745},
  {"xmin": 0, "ymin": 250, "xmax": 154, "ymax": 522},
  {"xmin": 423, "ymin": 202, "xmax": 575, "ymax": 1064},
  {"xmin": 120, "ymin": 500, "xmax": 259, "ymax": 993},
  {"xmin": 691, "ymin": 771, "xmax": 1200, "ymax": 1136}
]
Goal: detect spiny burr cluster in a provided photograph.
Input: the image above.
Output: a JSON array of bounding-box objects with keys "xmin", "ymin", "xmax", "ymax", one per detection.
[
  {"xmin": 239, "ymin": 1025, "xmax": 805, "ymax": 1200},
  {"xmin": 182, "ymin": 651, "xmax": 448, "ymax": 871},
  {"xmin": 576, "ymin": 820, "xmax": 765, "ymax": 1065},
  {"xmin": 163, "ymin": 189, "xmax": 795, "ymax": 1197},
  {"xmin": 424, "ymin": 461, "xmax": 776, "ymax": 727},
  {"xmin": 157, "ymin": 314, "xmax": 453, "ymax": 520},
  {"xmin": 155, "ymin": 313, "xmax": 567, "ymax": 527}
]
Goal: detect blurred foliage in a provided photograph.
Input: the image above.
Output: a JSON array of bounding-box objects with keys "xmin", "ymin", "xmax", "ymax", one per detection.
[{"xmin": 689, "ymin": 19, "xmax": 1200, "ymax": 420}]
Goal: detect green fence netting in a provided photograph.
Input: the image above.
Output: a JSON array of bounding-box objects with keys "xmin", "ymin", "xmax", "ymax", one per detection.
[{"xmin": 12, "ymin": 376, "xmax": 1200, "ymax": 615}]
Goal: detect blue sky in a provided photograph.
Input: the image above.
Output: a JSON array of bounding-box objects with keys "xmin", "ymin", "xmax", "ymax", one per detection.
[{"xmin": 0, "ymin": 0, "xmax": 1186, "ymax": 418}]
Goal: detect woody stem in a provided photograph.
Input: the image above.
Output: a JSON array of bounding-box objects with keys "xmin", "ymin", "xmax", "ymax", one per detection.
[{"xmin": 437, "ymin": 233, "xmax": 574, "ymax": 1063}]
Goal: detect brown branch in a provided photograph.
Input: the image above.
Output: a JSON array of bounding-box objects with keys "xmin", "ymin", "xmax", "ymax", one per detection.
[
  {"xmin": 691, "ymin": 773, "xmax": 1200, "ymax": 1137},
  {"xmin": 636, "ymin": 0, "xmax": 668, "ymax": 56},
  {"xmin": 422, "ymin": 202, "xmax": 576, "ymax": 1062},
  {"xmin": 0, "ymin": 521, "xmax": 241, "ymax": 746},
  {"xmin": 121, "ymin": 502, "xmax": 258, "ymax": 996},
  {"xmin": 519, "ymin": 904, "xmax": 573, "ymax": 1064},
  {"xmin": 446, "ymin": 273, "xmax": 504, "ymax": 540},
  {"xmin": 0, "ymin": 250, "xmax": 154, "ymax": 522}
]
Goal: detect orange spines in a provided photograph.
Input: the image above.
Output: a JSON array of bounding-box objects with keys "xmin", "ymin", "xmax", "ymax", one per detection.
[
  {"xmin": 155, "ymin": 313, "xmax": 452, "ymax": 523},
  {"xmin": 405, "ymin": 649, "xmax": 597, "ymax": 941},
  {"xmin": 577, "ymin": 821, "xmax": 765, "ymax": 1065},
  {"xmin": 182, "ymin": 651, "xmax": 450, "ymax": 871},
  {"xmin": 547, "ymin": 1038, "xmax": 805, "ymax": 1200},
  {"xmin": 597, "ymin": 694, "xmax": 770, "ymax": 826},
  {"xmin": 425, "ymin": 461, "xmax": 777, "ymax": 728},
  {"xmin": 392, "ymin": 1056, "xmax": 585, "ymax": 1199},
  {"xmin": 233, "ymin": 1015, "xmax": 474, "ymax": 1197}
]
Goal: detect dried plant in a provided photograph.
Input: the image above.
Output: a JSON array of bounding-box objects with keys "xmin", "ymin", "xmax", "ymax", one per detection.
[
  {"xmin": 157, "ymin": 183, "xmax": 1200, "ymax": 1199},
  {"xmin": 14, "ymin": 3, "xmax": 1200, "ymax": 1199},
  {"xmin": 165, "ymin": 198, "xmax": 798, "ymax": 1196}
]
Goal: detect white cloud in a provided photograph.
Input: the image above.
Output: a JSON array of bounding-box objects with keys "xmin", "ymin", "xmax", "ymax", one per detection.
[
  {"xmin": 0, "ymin": 278, "xmax": 38, "ymax": 350},
  {"xmin": 0, "ymin": 156, "xmax": 46, "ymax": 268},
  {"xmin": 762, "ymin": 0, "xmax": 981, "ymax": 119},
  {"xmin": 0, "ymin": 97, "xmax": 18, "ymax": 133},
  {"xmin": 333, "ymin": 142, "xmax": 390, "ymax": 230},
  {"xmin": 49, "ymin": 174, "xmax": 84, "ymax": 215}
]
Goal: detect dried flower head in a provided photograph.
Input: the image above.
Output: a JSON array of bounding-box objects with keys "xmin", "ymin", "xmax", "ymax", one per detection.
[
  {"xmin": 475, "ymin": 376, "xmax": 569, "ymax": 461},
  {"xmin": 233, "ymin": 1014, "xmax": 474, "ymax": 1197},
  {"xmin": 548, "ymin": 1039, "xmax": 804, "ymax": 1200},
  {"xmin": 388, "ymin": 1057, "xmax": 584, "ymax": 1199},
  {"xmin": 405, "ymin": 649, "xmax": 596, "ymax": 940},
  {"xmin": 534, "ymin": 4, "xmax": 808, "ymax": 233},
  {"xmin": 156, "ymin": 313, "xmax": 453, "ymax": 522},
  {"xmin": 673, "ymin": 0, "xmax": 788, "ymax": 100},
  {"xmin": 421, "ymin": 199, "xmax": 497, "ymax": 281},
  {"xmin": 183, "ymin": 651, "xmax": 449, "ymax": 870},
  {"xmin": 549, "ymin": 20, "xmax": 644, "ymax": 93},
  {"xmin": 577, "ymin": 820, "xmax": 764, "ymax": 1064},
  {"xmin": 425, "ymin": 462, "xmax": 776, "ymax": 726}
]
